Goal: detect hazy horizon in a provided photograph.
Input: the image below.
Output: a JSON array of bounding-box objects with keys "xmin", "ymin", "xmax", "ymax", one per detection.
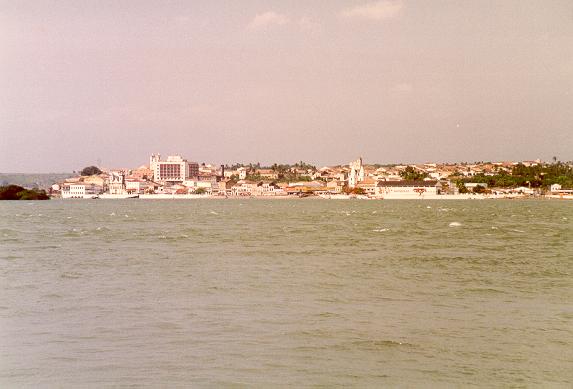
[{"xmin": 1, "ymin": 0, "xmax": 572, "ymax": 173}]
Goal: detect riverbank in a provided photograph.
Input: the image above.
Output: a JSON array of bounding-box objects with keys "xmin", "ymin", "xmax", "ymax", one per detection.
[{"xmin": 55, "ymin": 193, "xmax": 573, "ymax": 200}]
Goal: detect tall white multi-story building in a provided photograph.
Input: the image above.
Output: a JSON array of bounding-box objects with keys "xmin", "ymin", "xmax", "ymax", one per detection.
[{"xmin": 150, "ymin": 154, "xmax": 198, "ymax": 183}]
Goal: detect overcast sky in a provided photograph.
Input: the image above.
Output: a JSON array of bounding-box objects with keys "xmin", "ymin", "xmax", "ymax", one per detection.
[{"xmin": 1, "ymin": 0, "xmax": 572, "ymax": 172}]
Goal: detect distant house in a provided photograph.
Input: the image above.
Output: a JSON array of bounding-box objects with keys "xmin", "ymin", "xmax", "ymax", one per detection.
[
  {"xmin": 548, "ymin": 183, "xmax": 573, "ymax": 196},
  {"xmin": 218, "ymin": 180, "xmax": 236, "ymax": 196},
  {"xmin": 255, "ymin": 182, "xmax": 285, "ymax": 196},
  {"xmin": 464, "ymin": 182, "xmax": 488, "ymax": 189},
  {"xmin": 231, "ymin": 180, "xmax": 258, "ymax": 196},
  {"xmin": 237, "ymin": 167, "xmax": 247, "ymax": 180},
  {"xmin": 125, "ymin": 179, "xmax": 150, "ymax": 194},
  {"xmin": 256, "ymin": 169, "xmax": 279, "ymax": 180},
  {"xmin": 356, "ymin": 177, "xmax": 378, "ymax": 195},
  {"xmin": 326, "ymin": 180, "xmax": 344, "ymax": 193}
]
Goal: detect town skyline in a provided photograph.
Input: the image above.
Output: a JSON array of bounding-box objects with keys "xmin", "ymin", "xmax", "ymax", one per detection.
[
  {"xmin": 1, "ymin": 153, "xmax": 571, "ymax": 174},
  {"xmin": 3, "ymin": 155, "xmax": 572, "ymax": 175},
  {"xmin": 41, "ymin": 152, "xmax": 571, "ymax": 200}
]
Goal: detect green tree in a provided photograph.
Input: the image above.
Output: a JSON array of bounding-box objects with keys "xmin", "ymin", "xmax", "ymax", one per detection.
[
  {"xmin": 81, "ymin": 166, "xmax": 102, "ymax": 176},
  {"xmin": 400, "ymin": 166, "xmax": 428, "ymax": 180},
  {"xmin": 456, "ymin": 181, "xmax": 469, "ymax": 194}
]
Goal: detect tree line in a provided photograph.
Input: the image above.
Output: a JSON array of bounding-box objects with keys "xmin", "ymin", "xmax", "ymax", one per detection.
[
  {"xmin": 455, "ymin": 162, "xmax": 573, "ymax": 188},
  {"xmin": 0, "ymin": 185, "xmax": 49, "ymax": 200}
]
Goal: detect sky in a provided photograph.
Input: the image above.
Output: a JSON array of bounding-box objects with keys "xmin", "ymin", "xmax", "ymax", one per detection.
[{"xmin": 1, "ymin": 0, "xmax": 572, "ymax": 172}]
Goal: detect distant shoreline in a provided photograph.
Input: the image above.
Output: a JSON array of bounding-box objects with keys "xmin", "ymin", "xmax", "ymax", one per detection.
[{"xmin": 48, "ymin": 194, "xmax": 573, "ymax": 201}]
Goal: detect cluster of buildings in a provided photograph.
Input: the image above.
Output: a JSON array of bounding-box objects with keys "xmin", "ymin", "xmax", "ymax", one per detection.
[{"xmin": 55, "ymin": 155, "xmax": 569, "ymax": 199}]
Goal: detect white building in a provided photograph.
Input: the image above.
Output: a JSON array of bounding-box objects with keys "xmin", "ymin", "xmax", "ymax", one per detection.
[
  {"xmin": 237, "ymin": 167, "xmax": 247, "ymax": 180},
  {"xmin": 254, "ymin": 182, "xmax": 285, "ymax": 196},
  {"xmin": 231, "ymin": 180, "xmax": 258, "ymax": 196},
  {"xmin": 61, "ymin": 183, "xmax": 101, "ymax": 199},
  {"xmin": 150, "ymin": 154, "xmax": 192, "ymax": 183},
  {"xmin": 464, "ymin": 182, "xmax": 488, "ymax": 189},
  {"xmin": 183, "ymin": 178, "xmax": 216, "ymax": 194},
  {"xmin": 125, "ymin": 179, "xmax": 151, "ymax": 194},
  {"xmin": 108, "ymin": 172, "xmax": 127, "ymax": 195}
]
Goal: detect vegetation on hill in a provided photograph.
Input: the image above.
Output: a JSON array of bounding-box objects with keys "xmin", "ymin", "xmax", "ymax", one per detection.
[
  {"xmin": 455, "ymin": 162, "xmax": 573, "ymax": 188},
  {"xmin": 400, "ymin": 166, "xmax": 429, "ymax": 180},
  {"xmin": 225, "ymin": 161, "xmax": 317, "ymax": 172},
  {"xmin": 0, "ymin": 185, "xmax": 49, "ymax": 200},
  {"xmin": 80, "ymin": 166, "xmax": 103, "ymax": 176}
]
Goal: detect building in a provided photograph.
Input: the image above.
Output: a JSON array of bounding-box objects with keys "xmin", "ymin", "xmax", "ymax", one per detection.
[
  {"xmin": 231, "ymin": 180, "xmax": 258, "ymax": 196},
  {"xmin": 129, "ymin": 166, "xmax": 153, "ymax": 181},
  {"xmin": 464, "ymin": 182, "xmax": 488, "ymax": 190},
  {"xmin": 183, "ymin": 177, "xmax": 216, "ymax": 194},
  {"xmin": 256, "ymin": 169, "xmax": 279, "ymax": 180},
  {"xmin": 218, "ymin": 180, "xmax": 236, "ymax": 196},
  {"xmin": 61, "ymin": 183, "xmax": 101, "ymax": 199},
  {"xmin": 237, "ymin": 167, "xmax": 247, "ymax": 180},
  {"xmin": 150, "ymin": 154, "xmax": 197, "ymax": 183},
  {"xmin": 377, "ymin": 180, "xmax": 441, "ymax": 197},
  {"xmin": 356, "ymin": 177, "xmax": 378, "ymax": 195},
  {"xmin": 125, "ymin": 179, "xmax": 151, "ymax": 195},
  {"xmin": 108, "ymin": 172, "xmax": 127, "ymax": 195},
  {"xmin": 254, "ymin": 182, "xmax": 285, "ymax": 196},
  {"xmin": 326, "ymin": 180, "xmax": 344, "ymax": 193},
  {"xmin": 188, "ymin": 162, "xmax": 200, "ymax": 179}
]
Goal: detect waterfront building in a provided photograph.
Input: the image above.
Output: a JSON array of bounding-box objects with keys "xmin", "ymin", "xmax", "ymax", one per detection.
[
  {"xmin": 254, "ymin": 182, "xmax": 285, "ymax": 196},
  {"xmin": 356, "ymin": 177, "xmax": 378, "ymax": 195},
  {"xmin": 150, "ymin": 154, "xmax": 198, "ymax": 183},
  {"xmin": 61, "ymin": 183, "xmax": 101, "ymax": 199},
  {"xmin": 231, "ymin": 180, "xmax": 258, "ymax": 196},
  {"xmin": 125, "ymin": 179, "xmax": 151, "ymax": 195},
  {"xmin": 377, "ymin": 180, "xmax": 441, "ymax": 197},
  {"xmin": 218, "ymin": 179, "xmax": 236, "ymax": 196},
  {"xmin": 464, "ymin": 182, "xmax": 488, "ymax": 190},
  {"xmin": 326, "ymin": 180, "xmax": 344, "ymax": 193},
  {"xmin": 183, "ymin": 178, "xmax": 216, "ymax": 194},
  {"xmin": 108, "ymin": 172, "xmax": 127, "ymax": 195}
]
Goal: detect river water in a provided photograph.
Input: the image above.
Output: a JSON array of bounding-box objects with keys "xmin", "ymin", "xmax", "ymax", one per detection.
[{"xmin": 1, "ymin": 199, "xmax": 572, "ymax": 387}]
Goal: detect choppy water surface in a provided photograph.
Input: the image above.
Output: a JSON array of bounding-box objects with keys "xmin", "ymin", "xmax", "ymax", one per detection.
[{"xmin": 1, "ymin": 199, "xmax": 572, "ymax": 387}]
